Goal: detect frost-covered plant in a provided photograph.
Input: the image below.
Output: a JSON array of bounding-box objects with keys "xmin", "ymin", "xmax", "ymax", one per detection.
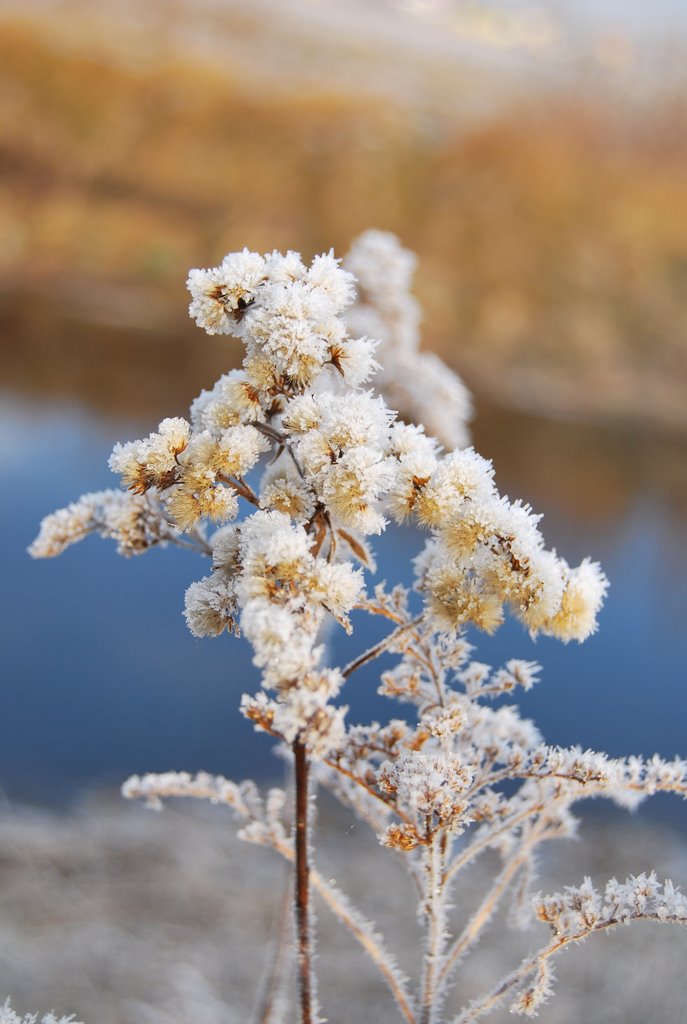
[
  {"xmin": 0, "ymin": 999, "xmax": 81, "ymax": 1024},
  {"xmin": 30, "ymin": 231, "xmax": 687, "ymax": 1023}
]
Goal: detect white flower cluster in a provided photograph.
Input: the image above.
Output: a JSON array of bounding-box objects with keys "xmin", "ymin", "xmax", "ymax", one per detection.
[
  {"xmin": 109, "ymin": 415, "xmax": 269, "ymax": 531},
  {"xmin": 180, "ymin": 239, "xmax": 606, "ymax": 750},
  {"xmin": 185, "ymin": 511, "xmax": 363, "ymax": 653},
  {"xmin": 27, "ymin": 233, "xmax": 609, "ymax": 687},
  {"xmin": 184, "ymin": 510, "xmax": 362, "ymax": 757},
  {"xmin": 283, "ymin": 390, "xmax": 395, "ymax": 535},
  {"xmin": 378, "ymin": 752, "xmax": 473, "ymax": 842},
  {"xmin": 187, "ymin": 247, "xmax": 374, "ymax": 390},
  {"xmin": 32, "ymin": 236, "xmax": 608, "ymax": 664},
  {"xmin": 409, "ymin": 449, "xmax": 608, "ymax": 640}
]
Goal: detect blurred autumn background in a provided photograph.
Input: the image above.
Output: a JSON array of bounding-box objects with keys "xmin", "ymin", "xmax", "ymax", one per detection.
[
  {"xmin": 4, "ymin": 0, "xmax": 687, "ymax": 426},
  {"xmin": 2, "ymin": 0, "xmax": 687, "ymax": 804},
  {"xmin": 3, "ymin": 2, "xmax": 687, "ymax": 1020}
]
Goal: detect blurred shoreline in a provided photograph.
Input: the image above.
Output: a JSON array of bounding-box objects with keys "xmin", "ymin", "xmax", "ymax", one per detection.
[{"xmin": 2, "ymin": 7, "xmax": 687, "ymax": 433}]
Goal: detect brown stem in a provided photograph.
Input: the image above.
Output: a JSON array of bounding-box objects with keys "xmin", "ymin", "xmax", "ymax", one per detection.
[
  {"xmin": 294, "ymin": 739, "xmax": 314, "ymax": 1024},
  {"xmin": 252, "ymin": 421, "xmax": 306, "ymax": 477},
  {"xmin": 269, "ymin": 835, "xmax": 416, "ymax": 1024},
  {"xmin": 252, "ymin": 421, "xmax": 286, "ymax": 444},
  {"xmin": 342, "ymin": 615, "xmax": 425, "ymax": 679},
  {"xmin": 355, "ymin": 600, "xmax": 406, "ymax": 625},
  {"xmin": 217, "ymin": 473, "xmax": 261, "ymax": 507}
]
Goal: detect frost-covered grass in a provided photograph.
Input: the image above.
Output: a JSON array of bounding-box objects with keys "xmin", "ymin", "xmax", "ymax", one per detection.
[{"xmin": 1, "ymin": 802, "xmax": 686, "ymax": 1024}]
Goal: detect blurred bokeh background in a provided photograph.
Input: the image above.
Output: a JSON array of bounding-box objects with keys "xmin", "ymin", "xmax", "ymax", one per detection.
[
  {"xmin": 2, "ymin": 0, "xmax": 687, "ymax": 811},
  {"xmin": 3, "ymin": 1, "xmax": 687, "ymax": 1021}
]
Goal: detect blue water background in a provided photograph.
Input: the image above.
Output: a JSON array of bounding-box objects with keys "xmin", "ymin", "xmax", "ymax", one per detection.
[{"xmin": 2, "ymin": 393, "xmax": 686, "ymax": 827}]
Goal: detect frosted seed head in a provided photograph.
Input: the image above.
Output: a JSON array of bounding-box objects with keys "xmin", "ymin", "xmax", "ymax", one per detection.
[
  {"xmin": 184, "ymin": 572, "xmax": 238, "ymax": 638},
  {"xmin": 187, "ymin": 249, "xmax": 267, "ymax": 335},
  {"xmin": 331, "ymin": 335, "xmax": 380, "ymax": 387},
  {"xmin": 306, "ymin": 250, "xmax": 356, "ymax": 313},
  {"xmin": 260, "ymin": 469, "xmax": 317, "ymax": 525},
  {"xmin": 542, "ymin": 558, "xmax": 609, "ymax": 642},
  {"xmin": 191, "ymin": 370, "xmax": 265, "ymax": 434},
  {"xmin": 29, "ymin": 491, "xmax": 173, "ymax": 559},
  {"xmin": 109, "ymin": 418, "xmax": 190, "ymax": 494},
  {"xmin": 210, "ymin": 524, "xmax": 240, "ymax": 571}
]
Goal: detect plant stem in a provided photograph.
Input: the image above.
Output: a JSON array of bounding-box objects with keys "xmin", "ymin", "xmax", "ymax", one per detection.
[
  {"xmin": 438, "ymin": 846, "xmax": 532, "ymax": 992},
  {"xmin": 294, "ymin": 739, "xmax": 314, "ymax": 1024},
  {"xmin": 342, "ymin": 614, "xmax": 424, "ymax": 679},
  {"xmin": 253, "ymin": 867, "xmax": 292, "ymax": 1024},
  {"xmin": 419, "ymin": 827, "xmax": 446, "ymax": 1024}
]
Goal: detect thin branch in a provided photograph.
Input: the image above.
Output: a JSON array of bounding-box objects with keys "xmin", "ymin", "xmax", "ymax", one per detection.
[
  {"xmin": 322, "ymin": 758, "xmax": 415, "ymax": 826},
  {"xmin": 267, "ymin": 835, "xmax": 417, "ymax": 1024},
  {"xmin": 293, "ymin": 740, "xmax": 315, "ymax": 1024},
  {"xmin": 443, "ymin": 802, "xmax": 546, "ymax": 888},
  {"xmin": 404, "ymin": 646, "xmax": 435, "ymax": 676},
  {"xmin": 415, "ymin": 635, "xmax": 446, "ymax": 709},
  {"xmin": 168, "ymin": 535, "xmax": 212, "ymax": 555},
  {"xmin": 355, "ymin": 600, "xmax": 406, "ymax": 626},
  {"xmin": 218, "ymin": 473, "xmax": 261, "ymax": 507},
  {"xmin": 253, "ymin": 867, "xmax": 293, "ymax": 1024},
  {"xmin": 438, "ymin": 845, "xmax": 533, "ymax": 991},
  {"xmin": 251, "ymin": 421, "xmax": 286, "ymax": 445},
  {"xmin": 450, "ymin": 911, "xmax": 687, "ymax": 1024},
  {"xmin": 451, "ymin": 937, "xmax": 566, "ymax": 1024},
  {"xmin": 123, "ymin": 771, "xmax": 414, "ymax": 1024},
  {"xmin": 187, "ymin": 526, "xmax": 213, "ymax": 556},
  {"xmin": 160, "ymin": 514, "xmax": 213, "ymax": 556},
  {"xmin": 419, "ymin": 828, "xmax": 449, "ymax": 1024},
  {"xmin": 252, "ymin": 421, "xmax": 305, "ymax": 477},
  {"xmin": 342, "ymin": 615, "xmax": 425, "ymax": 679},
  {"xmin": 306, "ymin": 862, "xmax": 416, "ymax": 1024}
]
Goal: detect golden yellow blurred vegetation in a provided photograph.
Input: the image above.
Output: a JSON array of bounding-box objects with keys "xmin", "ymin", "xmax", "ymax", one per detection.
[{"xmin": 1, "ymin": 14, "xmax": 687, "ymax": 429}]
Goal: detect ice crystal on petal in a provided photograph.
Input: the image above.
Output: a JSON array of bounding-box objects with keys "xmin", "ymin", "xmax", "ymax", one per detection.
[
  {"xmin": 543, "ymin": 558, "xmax": 609, "ymax": 642},
  {"xmin": 259, "ymin": 463, "xmax": 317, "ymax": 524},
  {"xmin": 109, "ymin": 417, "xmax": 190, "ymax": 494},
  {"xmin": 305, "ymin": 250, "xmax": 356, "ymax": 313},
  {"xmin": 332, "ymin": 335, "xmax": 380, "ymax": 387},
  {"xmin": 184, "ymin": 572, "xmax": 238, "ymax": 638},
  {"xmin": 187, "ymin": 249, "xmax": 267, "ymax": 335}
]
